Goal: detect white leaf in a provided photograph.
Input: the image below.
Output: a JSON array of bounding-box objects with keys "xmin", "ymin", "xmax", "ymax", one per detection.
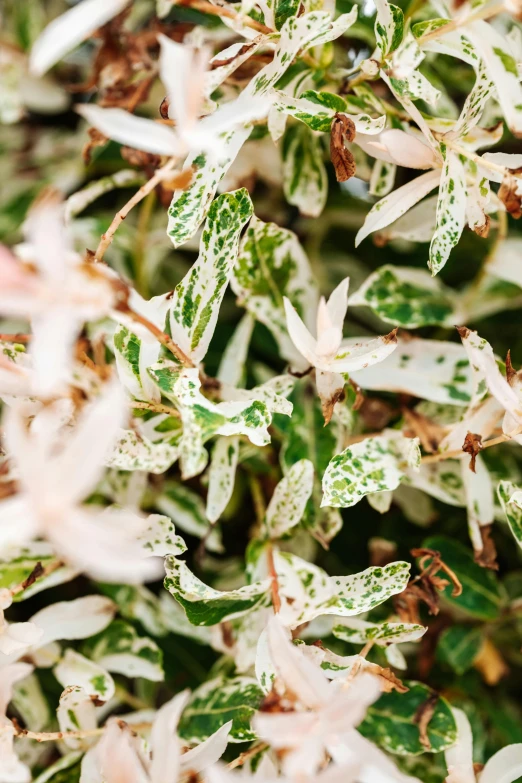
[
  {"xmin": 30, "ymin": 0, "xmax": 130, "ymax": 76},
  {"xmin": 429, "ymin": 148, "xmax": 467, "ymax": 275},
  {"xmin": 77, "ymin": 105, "xmax": 182, "ymax": 157},
  {"xmin": 266, "ymin": 459, "xmax": 314, "ymax": 538},
  {"xmin": 356, "ymin": 169, "xmax": 441, "ymax": 246}
]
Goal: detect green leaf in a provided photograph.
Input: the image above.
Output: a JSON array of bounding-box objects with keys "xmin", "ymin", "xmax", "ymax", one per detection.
[
  {"xmin": 83, "ymin": 619, "xmax": 164, "ymax": 681},
  {"xmin": 498, "ymin": 480, "xmax": 522, "ymax": 548},
  {"xmin": 423, "ymin": 536, "xmax": 504, "ymax": 620},
  {"xmin": 179, "ymin": 676, "xmax": 263, "ymax": 743},
  {"xmin": 348, "ymin": 265, "xmax": 456, "ymax": 328},
  {"xmin": 322, "ymin": 434, "xmax": 420, "ymax": 509},
  {"xmin": 359, "ymin": 682, "xmax": 457, "ymax": 755},
  {"xmin": 282, "ymin": 124, "xmax": 327, "ymax": 218},
  {"xmin": 437, "ymin": 625, "xmax": 483, "ymax": 674},
  {"xmin": 231, "ymin": 214, "xmax": 318, "ymax": 368},
  {"xmin": 164, "ymin": 556, "xmax": 270, "ymax": 626},
  {"xmin": 168, "ymin": 189, "xmax": 253, "ymax": 363}
]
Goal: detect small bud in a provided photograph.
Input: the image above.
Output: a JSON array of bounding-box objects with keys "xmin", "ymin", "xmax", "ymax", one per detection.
[{"xmin": 360, "ymin": 58, "xmax": 380, "ymax": 77}]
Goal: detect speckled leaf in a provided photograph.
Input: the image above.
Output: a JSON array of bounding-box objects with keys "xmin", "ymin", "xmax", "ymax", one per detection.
[
  {"xmin": 265, "ymin": 459, "xmax": 314, "ymax": 538},
  {"xmin": 164, "ymin": 555, "xmax": 271, "ymax": 626},
  {"xmin": 270, "ymin": 549, "xmax": 411, "ymax": 626},
  {"xmin": 351, "ymin": 336, "xmax": 474, "ymax": 406},
  {"xmin": 206, "ymin": 436, "xmax": 240, "ymax": 524},
  {"xmin": 437, "ymin": 625, "xmax": 483, "ymax": 674},
  {"xmin": 83, "ymin": 619, "xmax": 164, "ymax": 681},
  {"xmin": 106, "ymin": 423, "xmax": 181, "ymax": 474},
  {"xmin": 429, "ymin": 147, "xmax": 467, "ymax": 275},
  {"xmin": 231, "ymin": 214, "xmax": 318, "ymax": 369},
  {"xmin": 273, "ymin": 90, "xmax": 386, "ymax": 134},
  {"xmin": 369, "ymin": 159, "xmax": 397, "ymax": 197},
  {"xmin": 359, "ymin": 681, "xmax": 457, "ymax": 755},
  {"xmin": 322, "ymin": 434, "xmax": 421, "ymax": 508},
  {"xmin": 167, "ymin": 127, "xmax": 252, "ymax": 248},
  {"xmin": 156, "ymin": 480, "xmax": 223, "ymax": 551},
  {"xmin": 172, "ymin": 368, "xmax": 273, "ymax": 478},
  {"xmin": 348, "ymin": 265, "xmax": 456, "ymax": 328},
  {"xmin": 282, "ymin": 124, "xmax": 327, "ymax": 218},
  {"xmin": 498, "ymin": 480, "xmax": 522, "ymax": 548},
  {"xmin": 54, "ymin": 649, "xmax": 115, "ymax": 701},
  {"xmin": 168, "ymin": 189, "xmax": 253, "ymax": 362},
  {"xmin": 406, "ymin": 460, "xmax": 466, "ymax": 507},
  {"xmin": 423, "ymin": 536, "xmax": 503, "ymax": 619},
  {"xmin": 466, "ymin": 20, "xmax": 522, "ymax": 138},
  {"xmin": 389, "ymin": 71, "xmax": 440, "ymax": 106},
  {"xmin": 374, "ymin": 0, "xmax": 404, "ymax": 58},
  {"xmin": 56, "ymin": 686, "xmax": 96, "ymax": 751},
  {"xmin": 333, "ymin": 620, "xmax": 426, "ymax": 646},
  {"xmin": 273, "ymin": 0, "xmax": 300, "ymax": 29},
  {"xmin": 179, "ymin": 676, "xmax": 263, "ymax": 743}
]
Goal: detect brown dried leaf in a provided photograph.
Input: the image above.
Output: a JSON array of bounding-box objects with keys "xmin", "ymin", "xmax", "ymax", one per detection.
[
  {"xmin": 402, "ymin": 407, "xmax": 445, "ymax": 454},
  {"xmin": 363, "ymin": 662, "xmax": 409, "ymax": 693},
  {"xmin": 462, "ymin": 431, "xmax": 483, "ymax": 473},
  {"xmin": 330, "ymin": 114, "xmax": 356, "ymax": 182},
  {"xmin": 413, "ymin": 692, "xmax": 439, "ymax": 751},
  {"xmin": 82, "ymin": 128, "xmax": 108, "ymax": 164},
  {"xmin": 499, "ymin": 169, "xmax": 522, "ymax": 219},
  {"xmin": 473, "ymin": 638, "xmax": 509, "ymax": 685},
  {"xmin": 474, "ymin": 524, "xmax": 498, "ymax": 571},
  {"xmin": 472, "ymin": 214, "xmax": 491, "ymax": 238}
]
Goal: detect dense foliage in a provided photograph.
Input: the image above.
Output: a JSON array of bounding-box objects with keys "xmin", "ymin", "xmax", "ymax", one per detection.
[{"xmin": 2, "ymin": 0, "xmax": 522, "ymax": 780}]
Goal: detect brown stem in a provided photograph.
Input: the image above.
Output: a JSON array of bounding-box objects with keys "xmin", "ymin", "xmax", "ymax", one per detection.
[
  {"xmin": 266, "ymin": 543, "xmax": 281, "ymax": 614},
  {"xmin": 9, "ymin": 560, "xmax": 65, "ymax": 598},
  {"xmin": 94, "ymin": 157, "xmax": 180, "ymax": 263},
  {"xmin": 227, "ymin": 741, "xmax": 269, "ymax": 770},
  {"xmin": 130, "ymin": 400, "xmax": 181, "ymax": 417},
  {"xmin": 0, "ymin": 333, "xmax": 31, "ymax": 343},
  {"xmin": 179, "ymin": 0, "xmax": 272, "ymax": 33},
  {"xmin": 421, "ymin": 424, "xmax": 522, "ymax": 465},
  {"xmin": 120, "ymin": 304, "xmax": 195, "ymax": 368}
]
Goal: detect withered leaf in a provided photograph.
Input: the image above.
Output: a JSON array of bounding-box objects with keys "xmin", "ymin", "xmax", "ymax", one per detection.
[
  {"xmin": 403, "ymin": 407, "xmax": 445, "ymax": 454},
  {"xmin": 499, "ymin": 169, "xmax": 522, "ymax": 219},
  {"xmin": 472, "ymin": 214, "xmax": 491, "ymax": 238},
  {"xmin": 462, "ymin": 431, "xmax": 483, "ymax": 473},
  {"xmin": 413, "ymin": 692, "xmax": 439, "ymax": 751},
  {"xmin": 363, "ymin": 661, "xmax": 409, "ymax": 693},
  {"xmin": 330, "ymin": 113, "xmax": 356, "ymax": 182},
  {"xmin": 474, "ymin": 524, "xmax": 498, "ymax": 571}
]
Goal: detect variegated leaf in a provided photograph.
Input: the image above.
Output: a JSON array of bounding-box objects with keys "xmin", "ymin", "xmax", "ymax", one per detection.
[
  {"xmin": 167, "ymin": 127, "xmax": 252, "ymax": 248},
  {"xmin": 348, "ymin": 265, "xmax": 456, "ymax": 328},
  {"xmin": 206, "ymin": 436, "xmax": 240, "ymax": 524},
  {"xmin": 168, "ymin": 189, "xmax": 253, "ymax": 363},
  {"xmin": 56, "ymin": 686, "xmax": 96, "ymax": 750},
  {"xmin": 83, "ymin": 619, "xmax": 164, "ymax": 681},
  {"xmin": 164, "ymin": 556, "xmax": 271, "ymax": 626},
  {"xmin": 282, "ymin": 124, "xmax": 328, "ymax": 218},
  {"xmin": 351, "ymin": 336, "xmax": 474, "ymax": 406},
  {"xmin": 332, "ymin": 619, "xmax": 426, "ymax": 646},
  {"xmin": 429, "ymin": 146, "xmax": 467, "ymax": 275},
  {"xmin": 231, "ymin": 215, "xmax": 318, "ymax": 369},
  {"xmin": 498, "ymin": 480, "xmax": 522, "ymax": 548},
  {"xmin": 179, "ymin": 676, "xmax": 263, "ymax": 743},
  {"xmin": 322, "ymin": 434, "xmax": 421, "ymax": 509},
  {"xmin": 265, "ymin": 459, "xmax": 314, "ymax": 538},
  {"xmin": 54, "ymin": 649, "xmax": 114, "ymax": 701},
  {"xmin": 156, "ymin": 481, "xmax": 223, "ymax": 551}
]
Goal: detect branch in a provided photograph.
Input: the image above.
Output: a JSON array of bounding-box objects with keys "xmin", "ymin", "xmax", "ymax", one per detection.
[
  {"xmin": 130, "ymin": 400, "xmax": 181, "ymax": 417},
  {"xmin": 94, "ymin": 157, "xmax": 183, "ymax": 263},
  {"xmin": 421, "ymin": 424, "xmax": 522, "ymax": 465},
  {"xmin": 119, "ymin": 304, "xmax": 195, "ymax": 368},
  {"xmin": 178, "ymin": 0, "xmax": 272, "ymax": 33}
]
